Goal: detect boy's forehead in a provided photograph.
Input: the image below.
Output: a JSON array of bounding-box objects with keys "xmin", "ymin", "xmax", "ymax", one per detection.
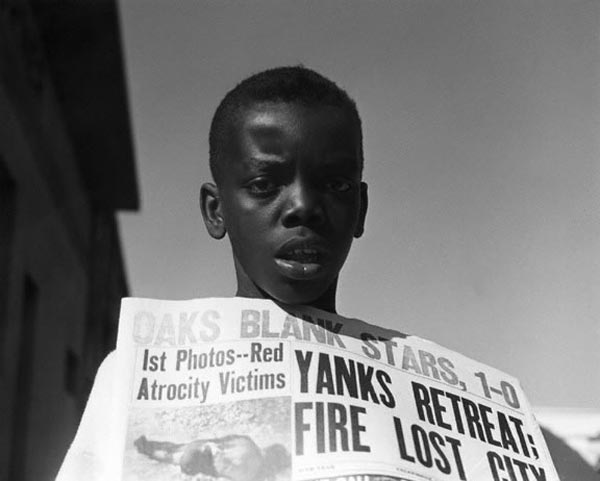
[
  {"xmin": 232, "ymin": 101, "xmax": 360, "ymax": 149},
  {"xmin": 213, "ymin": 101, "xmax": 364, "ymax": 182}
]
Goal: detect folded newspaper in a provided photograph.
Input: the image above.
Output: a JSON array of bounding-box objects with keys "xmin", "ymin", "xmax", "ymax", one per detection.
[{"xmin": 77, "ymin": 297, "xmax": 560, "ymax": 481}]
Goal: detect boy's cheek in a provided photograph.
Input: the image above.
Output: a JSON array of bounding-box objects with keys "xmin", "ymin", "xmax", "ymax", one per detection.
[{"xmin": 232, "ymin": 192, "xmax": 273, "ymax": 211}]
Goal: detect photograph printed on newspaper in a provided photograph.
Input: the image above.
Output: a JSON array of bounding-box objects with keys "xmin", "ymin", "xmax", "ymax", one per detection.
[{"xmin": 110, "ymin": 298, "xmax": 559, "ymax": 481}]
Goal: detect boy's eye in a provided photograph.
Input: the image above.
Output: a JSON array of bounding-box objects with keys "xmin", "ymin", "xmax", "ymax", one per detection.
[
  {"xmin": 326, "ymin": 179, "xmax": 352, "ymax": 193},
  {"xmin": 246, "ymin": 178, "xmax": 278, "ymax": 195}
]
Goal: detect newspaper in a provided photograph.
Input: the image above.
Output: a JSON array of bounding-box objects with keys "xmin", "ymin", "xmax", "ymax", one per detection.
[{"xmin": 107, "ymin": 297, "xmax": 559, "ymax": 481}]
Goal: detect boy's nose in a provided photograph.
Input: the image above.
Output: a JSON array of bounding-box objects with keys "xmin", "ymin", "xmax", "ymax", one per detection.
[{"xmin": 281, "ymin": 182, "xmax": 325, "ymax": 229}]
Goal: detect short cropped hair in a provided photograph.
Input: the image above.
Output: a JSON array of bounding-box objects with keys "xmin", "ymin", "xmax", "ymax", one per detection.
[{"xmin": 209, "ymin": 66, "xmax": 363, "ymax": 183}]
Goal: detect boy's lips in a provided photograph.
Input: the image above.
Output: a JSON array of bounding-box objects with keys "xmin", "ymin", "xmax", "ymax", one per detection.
[{"xmin": 274, "ymin": 239, "xmax": 329, "ymax": 280}]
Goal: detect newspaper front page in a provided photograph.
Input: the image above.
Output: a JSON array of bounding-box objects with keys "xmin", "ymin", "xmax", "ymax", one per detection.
[{"xmin": 109, "ymin": 298, "xmax": 559, "ymax": 481}]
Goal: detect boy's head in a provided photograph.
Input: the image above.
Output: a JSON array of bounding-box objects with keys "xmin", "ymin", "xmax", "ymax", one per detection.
[{"xmin": 200, "ymin": 66, "xmax": 367, "ymax": 313}]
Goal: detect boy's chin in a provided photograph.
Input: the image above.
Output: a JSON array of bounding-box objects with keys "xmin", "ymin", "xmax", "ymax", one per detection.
[{"xmin": 234, "ymin": 263, "xmax": 338, "ymax": 311}]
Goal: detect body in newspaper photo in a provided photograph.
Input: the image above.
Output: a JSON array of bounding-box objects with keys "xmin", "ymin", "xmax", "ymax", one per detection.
[{"xmin": 123, "ymin": 397, "xmax": 292, "ymax": 481}]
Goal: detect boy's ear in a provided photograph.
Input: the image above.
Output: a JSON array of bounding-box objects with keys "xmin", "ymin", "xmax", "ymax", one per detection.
[
  {"xmin": 200, "ymin": 182, "xmax": 226, "ymax": 239},
  {"xmin": 354, "ymin": 182, "xmax": 368, "ymax": 238}
]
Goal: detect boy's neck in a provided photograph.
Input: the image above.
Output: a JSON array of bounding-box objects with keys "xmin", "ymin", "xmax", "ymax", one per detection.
[
  {"xmin": 235, "ymin": 285, "xmax": 338, "ymax": 314},
  {"xmin": 233, "ymin": 260, "xmax": 338, "ymax": 314}
]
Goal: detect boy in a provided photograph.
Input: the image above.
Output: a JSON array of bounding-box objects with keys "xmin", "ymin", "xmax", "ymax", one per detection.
[
  {"xmin": 57, "ymin": 65, "xmax": 368, "ymax": 479},
  {"xmin": 59, "ymin": 66, "xmax": 565, "ymax": 481},
  {"xmin": 200, "ymin": 65, "xmax": 367, "ymax": 314}
]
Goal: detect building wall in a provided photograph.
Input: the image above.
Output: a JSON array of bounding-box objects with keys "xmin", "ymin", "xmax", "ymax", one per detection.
[
  {"xmin": 0, "ymin": 70, "xmax": 88, "ymax": 481},
  {"xmin": 0, "ymin": 1, "xmax": 136, "ymax": 480}
]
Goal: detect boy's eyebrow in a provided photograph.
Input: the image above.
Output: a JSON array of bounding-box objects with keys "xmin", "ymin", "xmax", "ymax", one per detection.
[
  {"xmin": 319, "ymin": 154, "xmax": 362, "ymax": 172},
  {"xmin": 246, "ymin": 156, "xmax": 288, "ymax": 169}
]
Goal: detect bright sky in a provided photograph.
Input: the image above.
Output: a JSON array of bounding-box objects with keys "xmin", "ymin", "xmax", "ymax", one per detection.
[{"xmin": 117, "ymin": 0, "xmax": 600, "ymax": 408}]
